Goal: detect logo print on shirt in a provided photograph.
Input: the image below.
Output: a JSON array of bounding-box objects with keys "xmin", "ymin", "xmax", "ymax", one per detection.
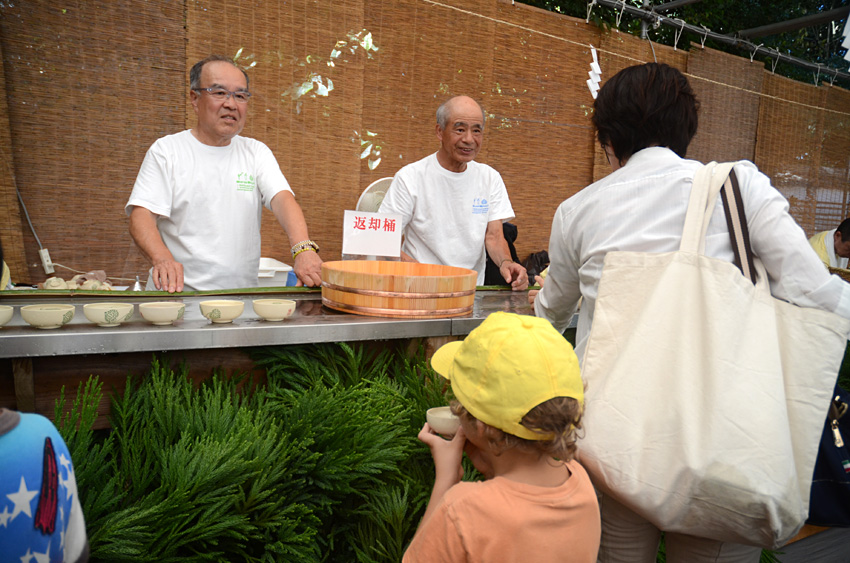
[
  {"xmin": 236, "ymin": 172, "xmax": 256, "ymax": 192},
  {"xmin": 472, "ymin": 197, "xmax": 489, "ymax": 215}
]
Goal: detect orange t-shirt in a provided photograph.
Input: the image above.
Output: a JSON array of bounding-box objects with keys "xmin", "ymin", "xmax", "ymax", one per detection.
[{"xmin": 403, "ymin": 460, "xmax": 600, "ymax": 563}]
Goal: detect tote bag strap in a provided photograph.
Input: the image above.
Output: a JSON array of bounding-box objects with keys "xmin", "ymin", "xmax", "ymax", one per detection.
[
  {"xmin": 682, "ymin": 161, "xmax": 737, "ymax": 254},
  {"xmin": 681, "ymin": 163, "xmax": 714, "ymax": 253},
  {"xmin": 720, "ymin": 168, "xmax": 757, "ymax": 284}
]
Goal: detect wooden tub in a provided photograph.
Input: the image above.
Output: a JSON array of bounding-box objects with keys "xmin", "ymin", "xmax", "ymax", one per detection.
[{"xmin": 321, "ymin": 261, "xmax": 477, "ymax": 318}]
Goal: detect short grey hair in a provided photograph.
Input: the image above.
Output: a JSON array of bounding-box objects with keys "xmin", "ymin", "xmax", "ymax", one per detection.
[
  {"xmin": 189, "ymin": 55, "xmax": 250, "ymax": 91},
  {"xmin": 436, "ymin": 96, "xmax": 486, "ymax": 129}
]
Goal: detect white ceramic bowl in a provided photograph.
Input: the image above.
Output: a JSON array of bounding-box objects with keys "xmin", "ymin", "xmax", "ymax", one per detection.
[
  {"xmin": 84, "ymin": 302, "xmax": 134, "ymax": 327},
  {"xmin": 0, "ymin": 305, "xmax": 13, "ymax": 327},
  {"xmin": 252, "ymin": 298, "xmax": 296, "ymax": 321},
  {"xmin": 21, "ymin": 304, "xmax": 75, "ymax": 329},
  {"xmin": 426, "ymin": 406, "xmax": 460, "ymax": 436},
  {"xmin": 199, "ymin": 300, "xmax": 244, "ymax": 324},
  {"xmin": 139, "ymin": 301, "xmax": 185, "ymax": 325}
]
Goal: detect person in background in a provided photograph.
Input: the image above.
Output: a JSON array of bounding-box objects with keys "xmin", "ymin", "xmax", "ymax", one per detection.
[
  {"xmin": 530, "ymin": 62, "xmax": 850, "ymax": 562},
  {"xmin": 126, "ymin": 54, "xmax": 322, "ymax": 292},
  {"xmin": 809, "ymin": 218, "xmax": 850, "ymax": 269},
  {"xmin": 379, "ymin": 95, "xmax": 528, "ymax": 290},
  {"xmin": 404, "ymin": 312, "xmax": 599, "ymax": 562}
]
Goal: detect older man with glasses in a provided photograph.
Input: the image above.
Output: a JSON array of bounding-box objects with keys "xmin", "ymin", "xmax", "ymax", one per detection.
[{"xmin": 126, "ymin": 54, "xmax": 322, "ymax": 292}]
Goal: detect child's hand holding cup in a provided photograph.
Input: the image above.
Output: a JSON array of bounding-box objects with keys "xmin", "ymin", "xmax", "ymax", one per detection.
[{"xmin": 426, "ymin": 406, "xmax": 461, "ymax": 437}]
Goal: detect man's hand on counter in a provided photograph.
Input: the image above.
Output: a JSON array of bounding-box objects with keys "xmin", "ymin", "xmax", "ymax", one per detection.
[
  {"xmin": 500, "ymin": 260, "xmax": 529, "ymax": 291},
  {"xmin": 151, "ymin": 257, "xmax": 184, "ymax": 293},
  {"xmin": 293, "ymin": 250, "xmax": 323, "ymax": 287}
]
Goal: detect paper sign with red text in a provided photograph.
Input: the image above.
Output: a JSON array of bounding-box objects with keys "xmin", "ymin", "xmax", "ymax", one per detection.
[{"xmin": 342, "ymin": 210, "xmax": 402, "ymax": 257}]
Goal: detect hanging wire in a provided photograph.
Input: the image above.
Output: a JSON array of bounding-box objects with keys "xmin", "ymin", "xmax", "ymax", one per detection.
[
  {"xmin": 673, "ymin": 19, "xmax": 685, "ymax": 51},
  {"xmin": 647, "ymin": 34, "xmax": 658, "ymax": 63},
  {"xmin": 749, "ymin": 43, "xmax": 764, "ymax": 63},
  {"xmin": 769, "ymin": 49, "xmax": 780, "ymax": 73},
  {"xmin": 586, "ymin": 0, "xmax": 596, "ymax": 24},
  {"xmin": 699, "ymin": 25, "xmax": 709, "ymax": 49},
  {"xmin": 16, "ymin": 188, "xmax": 44, "ymax": 249},
  {"xmin": 615, "ymin": 0, "xmax": 626, "ymax": 31}
]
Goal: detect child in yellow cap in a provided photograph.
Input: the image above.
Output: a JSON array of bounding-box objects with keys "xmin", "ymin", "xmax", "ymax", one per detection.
[{"xmin": 403, "ymin": 312, "xmax": 600, "ymax": 562}]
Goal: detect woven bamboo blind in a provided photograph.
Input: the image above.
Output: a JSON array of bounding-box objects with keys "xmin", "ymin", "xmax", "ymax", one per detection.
[
  {"xmin": 687, "ymin": 46, "xmax": 763, "ymax": 164},
  {"xmin": 0, "ymin": 40, "xmax": 27, "ymax": 279},
  {"xmin": 811, "ymin": 84, "xmax": 850, "ymax": 235},
  {"xmin": 0, "ymin": 1, "xmax": 185, "ymax": 284},
  {"xmin": 755, "ymin": 72, "xmax": 842, "ymax": 236},
  {"xmin": 486, "ymin": 2, "xmax": 599, "ymax": 258},
  {"xmin": 0, "ymin": 0, "xmax": 848, "ymax": 284},
  {"xmin": 187, "ymin": 0, "xmax": 367, "ymax": 268}
]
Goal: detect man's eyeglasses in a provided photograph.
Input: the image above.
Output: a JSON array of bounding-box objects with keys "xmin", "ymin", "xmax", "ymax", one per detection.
[{"xmin": 193, "ymin": 87, "xmax": 252, "ymax": 104}]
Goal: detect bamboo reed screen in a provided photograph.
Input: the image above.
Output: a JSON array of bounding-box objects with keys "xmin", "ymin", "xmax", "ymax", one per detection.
[
  {"xmin": 0, "ymin": 41, "xmax": 26, "ymax": 280},
  {"xmin": 755, "ymin": 72, "xmax": 848, "ymax": 236},
  {"xmin": 0, "ymin": 1, "xmax": 185, "ymax": 284},
  {"xmin": 687, "ymin": 45, "xmax": 763, "ymax": 165},
  {"xmin": 0, "ymin": 0, "xmax": 848, "ymax": 285}
]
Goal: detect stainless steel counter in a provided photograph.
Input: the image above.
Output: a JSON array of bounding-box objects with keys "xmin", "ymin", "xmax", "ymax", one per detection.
[{"xmin": 0, "ymin": 290, "xmax": 543, "ymax": 359}]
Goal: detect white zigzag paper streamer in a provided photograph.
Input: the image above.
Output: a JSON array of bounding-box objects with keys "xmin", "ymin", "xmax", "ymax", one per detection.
[{"xmin": 587, "ymin": 46, "xmax": 601, "ymax": 99}]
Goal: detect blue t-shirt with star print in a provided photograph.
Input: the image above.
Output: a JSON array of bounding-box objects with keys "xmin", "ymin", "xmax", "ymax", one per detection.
[{"xmin": 0, "ymin": 410, "xmax": 88, "ymax": 563}]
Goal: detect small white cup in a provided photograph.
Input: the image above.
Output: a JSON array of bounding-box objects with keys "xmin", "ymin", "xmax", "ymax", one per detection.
[{"xmin": 426, "ymin": 406, "xmax": 460, "ymax": 436}]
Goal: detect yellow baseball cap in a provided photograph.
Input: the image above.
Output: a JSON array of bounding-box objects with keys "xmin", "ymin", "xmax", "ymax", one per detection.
[{"xmin": 430, "ymin": 312, "xmax": 583, "ymax": 441}]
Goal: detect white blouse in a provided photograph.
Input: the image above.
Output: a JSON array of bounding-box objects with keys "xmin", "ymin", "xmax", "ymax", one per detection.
[{"xmin": 535, "ymin": 146, "xmax": 850, "ymax": 360}]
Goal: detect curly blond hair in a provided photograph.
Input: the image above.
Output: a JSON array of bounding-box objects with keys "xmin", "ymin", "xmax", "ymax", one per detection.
[{"xmin": 451, "ymin": 397, "xmax": 583, "ymax": 461}]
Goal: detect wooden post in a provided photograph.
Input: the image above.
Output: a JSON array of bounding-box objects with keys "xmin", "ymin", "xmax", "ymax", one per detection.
[{"xmin": 12, "ymin": 357, "xmax": 35, "ymax": 412}]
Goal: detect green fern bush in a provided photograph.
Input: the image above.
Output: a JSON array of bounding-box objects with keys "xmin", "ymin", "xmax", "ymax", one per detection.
[
  {"xmin": 54, "ymin": 342, "xmax": 448, "ymax": 562},
  {"xmin": 54, "ymin": 339, "xmax": 807, "ymax": 562}
]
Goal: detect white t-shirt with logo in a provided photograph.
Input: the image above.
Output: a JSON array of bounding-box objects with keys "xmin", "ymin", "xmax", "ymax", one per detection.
[
  {"xmin": 379, "ymin": 152, "xmax": 515, "ymax": 285},
  {"xmin": 126, "ymin": 130, "xmax": 292, "ymax": 290}
]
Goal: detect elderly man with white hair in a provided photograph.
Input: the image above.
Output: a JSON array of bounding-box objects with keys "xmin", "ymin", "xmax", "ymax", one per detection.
[{"xmin": 379, "ymin": 95, "xmax": 527, "ymax": 290}]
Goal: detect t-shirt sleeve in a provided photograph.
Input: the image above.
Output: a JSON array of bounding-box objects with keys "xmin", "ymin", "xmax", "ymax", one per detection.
[
  {"xmin": 487, "ymin": 169, "xmax": 515, "ymax": 223},
  {"xmin": 403, "ymin": 497, "xmax": 468, "ymax": 563},
  {"xmin": 254, "ymin": 141, "xmax": 293, "ymax": 210},
  {"xmin": 378, "ymin": 173, "xmax": 414, "ymax": 229},
  {"xmin": 125, "ymin": 141, "xmax": 174, "ymax": 217}
]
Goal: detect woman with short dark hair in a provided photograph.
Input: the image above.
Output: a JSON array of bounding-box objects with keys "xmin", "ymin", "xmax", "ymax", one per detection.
[{"xmin": 531, "ymin": 62, "xmax": 850, "ymax": 562}]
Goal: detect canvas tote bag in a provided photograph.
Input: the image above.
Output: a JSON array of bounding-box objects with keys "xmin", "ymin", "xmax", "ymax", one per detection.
[{"xmin": 578, "ymin": 161, "xmax": 850, "ymax": 548}]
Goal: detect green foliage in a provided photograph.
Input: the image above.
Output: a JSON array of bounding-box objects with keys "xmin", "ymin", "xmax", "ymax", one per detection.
[
  {"xmin": 53, "ymin": 377, "xmax": 124, "ymax": 557},
  {"xmin": 57, "ymin": 339, "xmax": 845, "ymax": 561},
  {"xmin": 517, "ymin": 1, "xmax": 850, "ymax": 89},
  {"xmin": 253, "ymin": 342, "xmax": 447, "ymax": 561},
  {"xmin": 55, "ymin": 343, "xmax": 452, "ymax": 562}
]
